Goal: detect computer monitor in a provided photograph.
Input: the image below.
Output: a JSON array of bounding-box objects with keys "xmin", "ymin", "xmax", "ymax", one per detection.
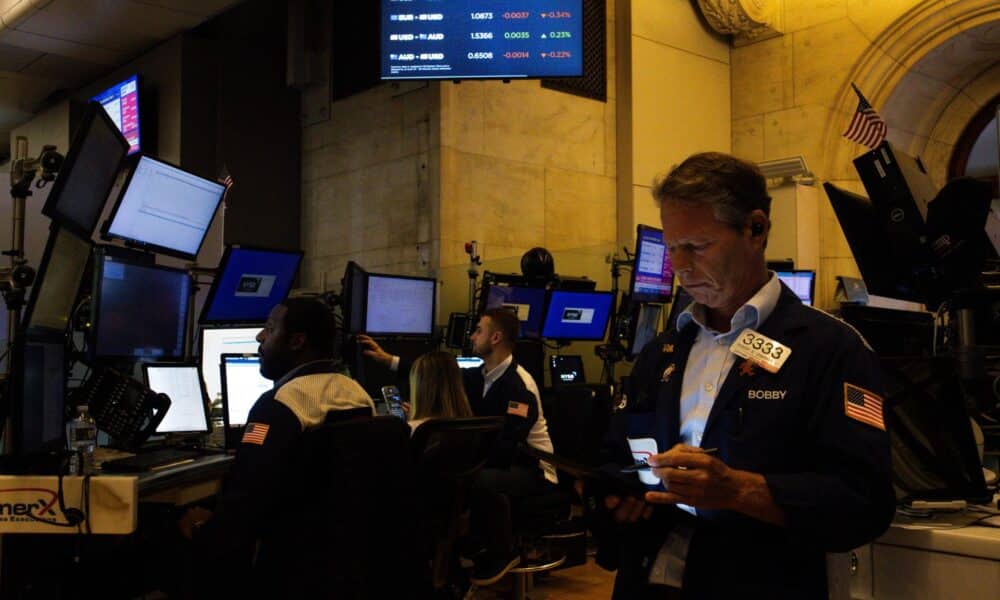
[
  {"xmin": 22, "ymin": 225, "xmax": 91, "ymax": 336},
  {"xmin": 629, "ymin": 303, "xmax": 663, "ymax": 357},
  {"xmin": 541, "ymin": 290, "xmax": 614, "ymax": 341},
  {"xmin": 776, "ymin": 270, "xmax": 816, "ymax": 306},
  {"xmin": 483, "ymin": 285, "xmax": 546, "ymax": 339},
  {"xmin": 199, "ymin": 326, "xmax": 262, "ymax": 404},
  {"xmin": 550, "ymin": 354, "xmax": 585, "ymax": 386},
  {"xmin": 199, "ymin": 246, "xmax": 304, "ymax": 325},
  {"xmin": 143, "ymin": 363, "xmax": 211, "ymax": 434},
  {"xmin": 10, "ymin": 336, "xmax": 66, "ymax": 456},
  {"xmin": 92, "ymin": 74, "xmax": 141, "ymax": 155},
  {"xmin": 364, "ymin": 273, "xmax": 436, "ymax": 336},
  {"xmin": 630, "ymin": 225, "xmax": 674, "ymax": 303},
  {"xmin": 90, "ymin": 251, "xmax": 191, "ymax": 359},
  {"xmin": 220, "ymin": 354, "xmax": 272, "ymax": 428},
  {"xmin": 342, "ymin": 261, "xmax": 368, "ymax": 334},
  {"xmin": 456, "ymin": 356, "xmax": 484, "ymax": 370},
  {"xmin": 41, "ymin": 101, "xmax": 129, "ymax": 240},
  {"xmin": 103, "ymin": 155, "xmax": 225, "ymax": 259},
  {"xmin": 824, "ymin": 182, "xmax": 926, "ymax": 302}
]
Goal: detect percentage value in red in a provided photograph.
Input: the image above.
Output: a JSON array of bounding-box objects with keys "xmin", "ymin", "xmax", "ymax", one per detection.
[
  {"xmin": 541, "ymin": 51, "xmax": 572, "ymax": 59},
  {"xmin": 540, "ymin": 11, "xmax": 572, "ymax": 18}
]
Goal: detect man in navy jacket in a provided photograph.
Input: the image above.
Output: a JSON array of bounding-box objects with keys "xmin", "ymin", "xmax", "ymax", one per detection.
[{"xmin": 597, "ymin": 152, "xmax": 895, "ymax": 598}]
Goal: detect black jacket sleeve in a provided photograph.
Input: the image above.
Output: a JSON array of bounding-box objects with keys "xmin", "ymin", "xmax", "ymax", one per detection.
[
  {"xmin": 763, "ymin": 337, "xmax": 896, "ymax": 551},
  {"xmin": 193, "ymin": 396, "xmax": 302, "ymax": 560}
]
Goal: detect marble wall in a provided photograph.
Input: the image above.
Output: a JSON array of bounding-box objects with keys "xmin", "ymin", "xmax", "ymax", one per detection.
[
  {"xmin": 300, "ymin": 82, "xmax": 439, "ymax": 292},
  {"xmin": 627, "ymin": 0, "xmax": 732, "ymax": 236},
  {"xmin": 731, "ymin": 0, "xmax": 1000, "ymax": 308}
]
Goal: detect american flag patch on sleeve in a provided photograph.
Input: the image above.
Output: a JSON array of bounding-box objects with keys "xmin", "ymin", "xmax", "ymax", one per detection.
[
  {"xmin": 844, "ymin": 383, "xmax": 885, "ymax": 431},
  {"xmin": 241, "ymin": 422, "xmax": 270, "ymax": 445}
]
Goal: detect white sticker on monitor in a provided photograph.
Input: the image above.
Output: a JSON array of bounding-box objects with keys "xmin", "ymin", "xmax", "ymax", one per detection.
[
  {"xmin": 234, "ymin": 274, "xmax": 276, "ymax": 298},
  {"xmin": 502, "ymin": 302, "xmax": 532, "ymax": 321},
  {"xmin": 561, "ymin": 307, "xmax": 594, "ymax": 324}
]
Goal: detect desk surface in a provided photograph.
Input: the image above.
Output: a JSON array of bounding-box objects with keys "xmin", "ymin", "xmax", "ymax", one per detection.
[
  {"xmin": 136, "ymin": 453, "xmax": 233, "ymax": 498},
  {"xmin": 879, "ymin": 513, "xmax": 1000, "ymax": 561}
]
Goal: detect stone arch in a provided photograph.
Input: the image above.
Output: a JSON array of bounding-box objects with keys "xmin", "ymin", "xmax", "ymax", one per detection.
[{"xmin": 821, "ymin": 0, "xmax": 1000, "ymax": 183}]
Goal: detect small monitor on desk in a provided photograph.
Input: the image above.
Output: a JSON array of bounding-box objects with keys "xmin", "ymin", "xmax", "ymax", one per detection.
[
  {"xmin": 143, "ymin": 364, "xmax": 211, "ymax": 434},
  {"xmin": 550, "ymin": 355, "xmax": 585, "ymax": 386},
  {"xmin": 776, "ymin": 270, "xmax": 816, "ymax": 306},
  {"xmin": 103, "ymin": 155, "xmax": 224, "ymax": 260},
  {"xmin": 220, "ymin": 354, "xmax": 272, "ymax": 428},
  {"xmin": 90, "ymin": 251, "xmax": 190, "ymax": 360},
  {"xmin": 541, "ymin": 290, "xmax": 614, "ymax": 341},
  {"xmin": 199, "ymin": 326, "xmax": 261, "ymax": 404},
  {"xmin": 200, "ymin": 246, "xmax": 303, "ymax": 325}
]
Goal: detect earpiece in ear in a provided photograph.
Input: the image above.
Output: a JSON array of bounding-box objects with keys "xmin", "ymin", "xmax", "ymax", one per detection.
[{"xmin": 751, "ymin": 223, "xmax": 764, "ymax": 236}]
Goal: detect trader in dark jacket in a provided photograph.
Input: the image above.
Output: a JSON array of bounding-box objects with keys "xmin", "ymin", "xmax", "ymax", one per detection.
[
  {"xmin": 180, "ymin": 297, "xmax": 374, "ymax": 594},
  {"xmin": 598, "ymin": 152, "xmax": 895, "ymax": 599},
  {"xmin": 359, "ymin": 308, "xmax": 557, "ymax": 584}
]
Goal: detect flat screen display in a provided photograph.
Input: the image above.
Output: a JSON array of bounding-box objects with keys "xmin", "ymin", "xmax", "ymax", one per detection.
[
  {"xmin": 631, "ymin": 225, "xmax": 673, "ymax": 303},
  {"xmin": 92, "ymin": 74, "xmax": 141, "ymax": 154},
  {"xmin": 776, "ymin": 270, "xmax": 816, "ymax": 306},
  {"xmin": 483, "ymin": 285, "xmax": 546, "ymax": 339},
  {"xmin": 221, "ymin": 354, "xmax": 272, "ymax": 427},
  {"xmin": 380, "ymin": 0, "xmax": 584, "ymax": 80},
  {"xmin": 364, "ymin": 273, "xmax": 436, "ymax": 336},
  {"xmin": 41, "ymin": 102, "xmax": 129, "ymax": 239},
  {"xmin": 541, "ymin": 290, "xmax": 613, "ymax": 341},
  {"xmin": 200, "ymin": 247, "xmax": 303, "ymax": 324},
  {"xmin": 144, "ymin": 364, "xmax": 210, "ymax": 434},
  {"xmin": 105, "ymin": 155, "xmax": 225, "ymax": 259},
  {"xmin": 91, "ymin": 253, "xmax": 190, "ymax": 359},
  {"xmin": 23, "ymin": 226, "xmax": 91, "ymax": 335},
  {"xmin": 199, "ymin": 327, "xmax": 261, "ymax": 403}
]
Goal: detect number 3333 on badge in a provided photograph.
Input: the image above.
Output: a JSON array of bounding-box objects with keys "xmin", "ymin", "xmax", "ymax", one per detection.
[{"xmin": 730, "ymin": 329, "xmax": 791, "ymax": 373}]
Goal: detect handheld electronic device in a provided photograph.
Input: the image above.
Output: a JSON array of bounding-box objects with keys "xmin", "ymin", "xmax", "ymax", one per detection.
[
  {"xmin": 142, "ymin": 363, "xmax": 211, "ymax": 435},
  {"xmin": 381, "ymin": 385, "xmax": 405, "ymax": 421},
  {"xmin": 630, "ymin": 225, "xmax": 674, "ymax": 303}
]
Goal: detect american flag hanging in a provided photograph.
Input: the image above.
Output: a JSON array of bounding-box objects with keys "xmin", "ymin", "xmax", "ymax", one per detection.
[
  {"xmin": 843, "ymin": 383, "xmax": 885, "ymax": 431},
  {"xmin": 842, "ymin": 83, "xmax": 887, "ymax": 149}
]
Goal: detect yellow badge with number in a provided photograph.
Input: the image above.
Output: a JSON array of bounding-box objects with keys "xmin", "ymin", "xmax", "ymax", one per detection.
[{"xmin": 729, "ymin": 329, "xmax": 791, "ymax": 374}]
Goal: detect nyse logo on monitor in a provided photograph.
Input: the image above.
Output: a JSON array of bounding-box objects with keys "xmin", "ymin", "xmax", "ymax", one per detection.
[
  {"xmin": 235, "ymin": 274, "xmax": 276, "ymax": 298},
  {"xmin": 561, "ymin": 307, "xmax": 595, "ymax": 324}
]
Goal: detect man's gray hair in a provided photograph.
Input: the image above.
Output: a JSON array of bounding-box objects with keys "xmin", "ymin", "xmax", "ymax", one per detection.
[{"xmin": 652, "ymin": 152, "xmax": 771, "ymax": 230}]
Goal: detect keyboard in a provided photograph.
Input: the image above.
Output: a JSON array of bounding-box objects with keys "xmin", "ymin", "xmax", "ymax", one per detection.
[{"xmin": 102, "ymin": 448, "xmax": 200, "ymax": 473}]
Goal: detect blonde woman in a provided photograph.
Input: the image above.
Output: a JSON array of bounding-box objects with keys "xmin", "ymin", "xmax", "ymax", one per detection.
[{"xmin": 407, "ymin": 351, "xmax": 473, "ymax": 434}]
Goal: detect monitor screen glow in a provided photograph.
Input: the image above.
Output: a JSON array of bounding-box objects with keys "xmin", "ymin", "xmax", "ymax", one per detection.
[
  {"xmin": 541, "ymin": 290, "xmax": 613, "ymax": 341},
  {"xmin": 200, "ymin": 247, "xmax": 303, "ymax": 324},
  {"xmin": 364, "ymin": 274, "xmax": 436, "ymax": 336},
  {"xmin": 776, "ymin": 270, "xmax": 815, "ymax": 306},
  {"xmin": 200, "ymin": 327, "xmax": 261, "ymax": 403},
  {"xmin": 145, "ymin": 365, "xmax": 210, "ymax": 434},
  {"xmin": 222, "ymin": 355, "xmax": 272, "ymax": 427},
  {"xmin": 92, "ymin": 74, "xmax": 141, "ymax": 154},
  {"xmin": 380, "ymin": 0, "xmax": 584, "ymax": 80},
  {"xmin": 484, "ymin": 285, "xmax": 546, "ymax": 339},
  {"xmin": 105, "ymin": 156, "xmax": 225, "ymax": 259},
  {"xmin": 631, "ymin": 225, "xmax": 673, "ymax": 303},
  {"xmin": 24, "ymin": 227, "xmax": 90, "ymax": 334}
]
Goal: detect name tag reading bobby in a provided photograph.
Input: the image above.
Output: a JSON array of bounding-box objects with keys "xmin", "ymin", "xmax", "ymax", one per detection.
[{"xmin": 730, "ymin": 329, "xmax": 791, "ymax": 373}]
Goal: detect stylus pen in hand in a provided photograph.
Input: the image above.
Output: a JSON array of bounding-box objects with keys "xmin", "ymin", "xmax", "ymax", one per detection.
[{"xmin": 621, "ymin": 447, "xmax": 718, "ymax": 472}]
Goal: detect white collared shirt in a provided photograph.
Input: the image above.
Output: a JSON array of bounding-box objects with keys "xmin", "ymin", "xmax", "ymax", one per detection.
[
  {"xmin": 482, "ymin": 354, "xmax": 514, "ymax": 397},
  {"xmin": 672, "ymin": 273, "xmax": 781, "ymax": 514}
]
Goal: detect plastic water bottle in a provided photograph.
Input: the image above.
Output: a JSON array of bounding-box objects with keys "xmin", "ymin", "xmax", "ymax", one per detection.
[{"xmin": 67, "ymin": 406, "xmax": 98, "ymax": 475}]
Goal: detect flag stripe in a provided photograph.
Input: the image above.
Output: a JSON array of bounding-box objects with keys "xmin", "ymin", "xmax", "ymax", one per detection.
[
  {"xmin": 844, "ymin": 383, "xmax": 885, "ymax": 430},
  {"xmin": 842, "ymin": 91, "xmax": 887, "ymax": 149}
]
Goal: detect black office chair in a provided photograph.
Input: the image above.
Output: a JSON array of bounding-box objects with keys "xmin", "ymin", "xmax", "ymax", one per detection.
[
  {"xmin": 410, "ymin": 417, "xmax": 505, "ymax": 593},
  {"xmin": 255, "ymin": 415, "xmax": 431, "ymax": 598}
]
